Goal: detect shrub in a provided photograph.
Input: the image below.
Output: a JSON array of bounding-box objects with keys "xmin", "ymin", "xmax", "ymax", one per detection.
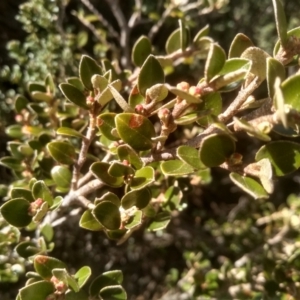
[{"xmin": 1, "ymin": 0, "xmax": 300, "ymax": 299}]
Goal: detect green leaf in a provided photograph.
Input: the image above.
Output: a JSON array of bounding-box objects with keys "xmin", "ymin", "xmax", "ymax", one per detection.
[
  {"xmin": 241, "ymin": 47, "xmax": 270, "ymax": 80},
  {"xmin": 65, "ymin": 290, "xmax": 89, "ymax": 300},
  {"xmin": 130, "ymin": 166, "xmax": 155, "ymax": 190},
  {"xmin": 34, "ymin": 255, "xmax": 66, "ymax": 279},
  {"xmin": 51, "ymin": 166, "xmax": 72, "ymax": 188},
  {"xmin": 255, "ymin": 141, "xmax": 300, "ymax": 176},
  {"xmin": 228, "ymin": 33, "xmax": 254, "ymax": 58},
  {"xmin": 67, "ymin": 77, "xmax": 85, "ymax": 92},
  {"xmin": 40, "ymin": 223, "xmax": 54, "ymax": 242},
  {"xmin": 277, "ymin": 74, "xmax": 300, "ymax": 112},
  {"xmin": 5, "ymin": 124, "xmax": 23, "ymax": 139},
  {"xmin": 95, "ymin": 192, "xmax": 120, "ymax": 207},
  {"xmin": 97, "ymin": 112, "xmax": 119, "ymax": 141},
  {"xmin": 272, "ymin": 0, "xmax": 288, "ymax": 47},
  {"xmin": 0, "ymin": 198, "xmax": 32, "ymax": 227},
  {"xmin": 100, "ymin": 285, "xmax": 127, "ymax": 300},
  {"xmin": 164, "ymin": 186, "xmax": 183, "ymax": 211},
  {"xmin": 199, "ymin": 134, "xmax": 235, "ymax": 167},
  {"xmin": 165, "ymin": 24, "xmax": 189, "ymax": 54},
  {"xmin": 121, "ymin": 187, "xmax": 152, "ymax": 209},
  {"xmin": 108, "ymin": 161, "xmax": 135, "ymax": 178},
  {"xmin": 0, "ymin": 157, "xmax": 24, "ymax": 172},
  {"xmin": 56, "ymin": 127, "xmax": 85, "ymax": 139},
  {"xmin": 137, "ymin": 55, "xmax": 164, "ymax": 96},
  {"xmin": 148, "ymin": 211, "xmax": 171, "ymax": 231},
  {"xmin": 47, "ymin": 141, "xmax": 77, "ymax": 165},
  {"xmin": 132, "ymin": 35, "xmax": 152, "ymax": 67},
  {"xmin": 177, "ymin": 145, "xmax": 206, "ymax": 170},
  {"xmin": 167, "ymin": 85, "xmax": 202, "ymax": 104},
  {"xmin": 28, "ymin": 82, "xmax": 46, "ymax": 93},
  {"xmin": 267, "ymin": 57, "xmax": 286, "ymax": 98},
  {"xmin": 74, "ymin": 266, "xmax": 92, "ymax": 289},
  {"xmin": 11, "ymin": 188, "xmax": 34, "ymax": 202},
  {"xmin": 229, "ymin": 172, "xmax": 268, "ymax": 199},
  {"xmin": 32, "ymin": 180, "xmax": 53, "ymax": 206},
  {"xmin": 59, "ymin": 83, "xmax": 89, "ymax": 109},
  {"xmin": 16, "ymin": 241, "xmax": 40, "ymax": 258},
  {"xmin": 108, "ymin": 83, "xmax": 133, "ymax": 112},
  {"xmin": 204, "ymin": 43, "xmax": 226, "ymax": 82},
  {"xmin": 146, "ymin": 84, "xmax": 168, "ymax": 103},
  {"xmin": 125, "ymin": 210, "xmax": 143, "ymax": 229},
  {"xmin": 79, "ymin": 209, "xmax": 103, "ymax": 231},
  {"xmin": 93, "ymin": 201, "xmax": 121, "ymax": 230},
  {"xmin": 90, "ymin": 162, "xmax": 124, "ymax": 187},
  {"xmin": 96, "ymin": 79, "xmax": 123, "ymax": 107},
  {"xmin": 115, "ymin": 113, "xmax": 155, "ymax": 151},
  {"xmin": 128, "ymin": 85, "xmax": 144, "ymax": 108},
  {"xmin": 193, "ymin": 24, "xmax": 210, "ymax": 44},
  {"xmin": 89, "ymin": 270, "xmax": 123, "ymax": 297},
  {"xmin": 15, "ymin": 95, "xmax": 29, "ymax": 113},
  {"xmin": 19, "ymin": 280, "xmax": 55, "ymax": 300},
  {"xmin": 161, "ymin": 160, "xmax": 195, "ymax": 176},
  {"xmin": 178, "ymin": 19, "xmax": 189, "ymax": 51},
  {"xmin": 79, "ymin": 55, "xmax": 102, "ymax": 90},
  {"xmin": 274, "ymin": 26, "xmax": 300, "ymax": 57},
  {"xmin": 31, "ymin": 91, "xmax": 52, "ymax": 102},
  {"xmin": 117, "ymin": 145, "xmax": 144, "ymax": 170}
]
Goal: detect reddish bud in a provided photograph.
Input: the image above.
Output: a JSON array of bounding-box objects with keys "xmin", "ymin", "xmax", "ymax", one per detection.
[
  {"xmin": 176, "ymin": 81, "xmax": 190, "ymax": 92},
  {"xmin": 122, "ymin": 160, "xmax": 130, "ymax": 166},
  {"xmin": 15, "ymin": 114, "xmax": 23, "ymax": 123},
  {"xmin": 50, "ymin": 276, "xmax": 67, "ymax": 294},
  {"xmin": 86, "ymin": 95, "xmax": 95, "ymax": 106},
  {"xmin": 28, "ymin": 198, "xmax": 44, "ymax": 216},
  {"xmin": 188, "ymin": 86, "xmax": 201, "ymax": 97},
  {"xmin": 135, "ymin": 104, "xmax": 145, "ymax": 114}
]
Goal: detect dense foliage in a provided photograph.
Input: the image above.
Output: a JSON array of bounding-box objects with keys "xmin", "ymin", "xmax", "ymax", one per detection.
[{"xmin": 1, "ymin": 0, "xmax": 300, "ymax": 299}]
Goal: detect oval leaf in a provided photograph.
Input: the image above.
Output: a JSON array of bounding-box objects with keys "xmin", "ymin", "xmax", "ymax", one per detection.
[
  {"xmin": 267, "ymin": 57, "xmax": 286, "ymax": 98},
  {"xmin": 272, "ymin": 0, "xmax": 288, "ymax": 47},
  {"xmin": 79, "ymin": 55, "xmax": 102, "ymax": 90},
  {"xmin": 79, "ymin": 210, "xmax": 103, "ymax": 231},
  {"xmin": 32, "ymin": 181, "xmax": 53, "ymax": 206},
  {"xmin": 115, "ymin": 113, "xmax": 155, "ymax": 151},
  {"xmin": 148, "ymin": 211, "xmax": 171, "ymax": 231},
  {"xmin": 93, "ymin": 201, "xmax": 121, "ymax": 230},
  {"xmin": 130, "ymin": 166, "xmax": 155, "ymax": 190},
  {"xmin": 59, "ymin": 83, "xmax": 89, "ymax": 109},
  {"xmin": 255, "ymin": 141, "xmax": 300, "ymax": 176},
  {"xmin": 177, "ymin": 145, "xmax": 206, "ymax": 170},
  {"xmin": 161, "ymin": 160, "xmax": 195, "ymax": 176},
  {"xmin": 117, "ymin": 145, "xmax": 144, "ymax": 170},
  {"xmin": 74, "ymin": 266, "xmax": 92, "ymax": 289},
  {"xmin": 51, "ymin": 166, "xmax": 72, "ymax": 188},
  {"xmin": 100, "ymin": 285, "xmax": 127, "ymax": 300},
  {"xmin": 47, "ymin": 141, "xmax": 76, "ymax": 165},
  {"xmin": 132, "ymin": 35, "xmax": 152, "ymax": 67},
  {"xmin": 121, "ymin": 187, "xmax": 152, "ymax": 209},
  {"xmin": 56, "ymin": 127, "xmax": 85, "ymax": 139},
  {"xmin": 34, "ymin": 255, "xmax": 66, "ymax": 279},
  {"xmin": 228, "ymin": 33, "xmax": 254, "ymax": 58},
  {"xmin": 199, "ymin": 134, "xmax": 235, "ymax": 167},
  {"xmin": 137, "ymin": 55, "xmax": 164, "ymax": 96},
  {"xmin": 19, "ymin": 280, "xmax": 55, "ymax": 300}
]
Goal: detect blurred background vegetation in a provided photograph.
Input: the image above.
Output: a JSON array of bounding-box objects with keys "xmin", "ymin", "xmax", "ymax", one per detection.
[{"xmin": 1, "ymin": 0, "xmax": 300, "ymax": 299}]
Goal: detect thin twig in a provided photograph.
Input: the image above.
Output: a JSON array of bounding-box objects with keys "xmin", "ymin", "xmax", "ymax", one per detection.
[{"xmin": 80, "ymin": 0, "xmax": 119, "ymax": 39}]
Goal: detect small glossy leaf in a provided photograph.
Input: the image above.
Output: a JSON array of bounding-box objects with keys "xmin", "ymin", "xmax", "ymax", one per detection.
[
  {"xmin": 100, "ymin": 285, "xmax": 127, "ymax": 300},
  {"xmin": 32, "ymin": 181, "xmax": 53, "ymax": 206},
  {"xmin": 193, "ymin": 24, "xmax": 210, "ymax": 44},
  {"xmin": 229, "ymin": 33, "xmax": 254, "ymax": 58},
  {"xmin": 96, "ymin": 79, "xmax": 122, "ymax": 107},
  {"xmin": 230, "ymin": 172, "xmax": 268, "ymax": 199},
  {"xmin": 108, "ymin": 83, "xmax": 133, "ymax": 112},
  {"xmin": 90, "ymin": 162, "xmax": 124, "ymax": 187},
  {"xmin": 165, "ymin": 25, "xmax": 189, "ymax": 54},
  {"xmin": 199, "ymin": 134, "xmax": 236, "ymax": 167},
  {"xmin": 74, "ymin": 266, "xmax": 92, "ymax": 288},
  {"xmin": 179, "ymin": 19, "xmax": 189, "ymax": 51},
  {"xmin": 95, "ymin": 192, "xmax": 120, "ymax": 207},
  {"xmin": 67, "ymin": 77, "xmax": 85, "ymax": 92},
  {"xmin": 125, "ymin": 210, "xmax": 143, "ymax": 229},
  {"xmin": 167, "ymin": 85, "xmax": 201, "ymax": 104},
  {"xmin": 130, "ymin": 166, "xmax": 155, "ymax": 190},
  {"xmin": 47, "ymin": 141, "xmax": 77, "ymax": 165},
  {"xmin": 0, "ymin": 157, "xmax": 24, "ymax": 172},
  {"xmin": 16, "ymin": 241, "xmax": 40, "ymax": 258},
  {"xmin": 102, "ymin": 58, "xmax": 119, "ymax": 81},
  {"xmin": 138, "ymin": 55, "xmax": 164, "ymax": 96},
  {"xmin": 19, "ymin": 280, "xmax": 55, "ymax": 300},
  {"xmin": 89, "ymin": 270, "xmax": 123, "ymax": 297},
  {"xmin": 146, "ymin": 84, "xmax": 168, "ymax": 103},
  {"xmin": 15, "ymin": 95, "xmax": 29, "ymax": 113},
  {"xmin": 164, "ymin": 186, "xmax": 183, "ymax": 211},
  {"xmin": 132, "ymin": 35, "xmax": 152, "ymax": 67},
  {"xmin": 97, "ymin": 113, "xmax": 119, "ymax": 141},
  {"xmin": 65, "ymin": 289, "xmax": 89, "ymax": 300},
  {"xmin": 177, "ymin": 145, "xmax": 206, "ymax": 170},
  {"xmin": 91, "ymin": 74, "xmax": 108, "ymax": 91},
  {"xmin": 117, "ymin": 145, "xmax": 144, "ymax": 170},
  {"xmin": 128, "ymin": 85, "xmax": 144, "ymax": 108},
  {"xmin": 241, "ymin": 47, "xmax": 270, "ymax": 80},
  {"xmin": 267, "ymin": 57, "xmax": 286, "ymax": 98},
  {"xmin": 5, "ymin": 124, "xmax": 23, "ymax": 139},
  {"xmin": 175, "ymin": 110, "xmax": 211, "ymax": 125},
  {"xmin": 205, "ymin": 43, "xmax": 226, "ymax": 82},
  {"xmin": 31, "ymin": 91, "xmax": 52, "ymax": 102},
  {"xmin": 80, "ymin": 210, "xmax": 103, "ymax": 231},
  {"xmin": 11, "ymin": 188, "xmax": 34, "ymax": 202},
  {"xmin": 148, "ymin": 211, "xmax": 171, "ymax": 231},
  {"xmin": 34, "ymin": 255, "xmax": 66, "ymax": 279},
  {"xmin": 278, "ymin": 74, "xmax": 300, "ymax": 112},
  {"xmin": 93, "ymin": 201, "xmax": 121, "ymax": 230},
  {"xmin": 108, "ymin": 161, "xmax": 135, "ymax": 177},
  {"xmin": 56, "ymin": 127, "xmax": 85, "ymax": 139},
  {"xmin": 121, "ymin": 187, "xmax": 152, "ymax": 209},
  {"xmin": 272, "ymin": 0, "xmax": 288, "ymax": 47},
  {"xmin": 28, "ymin": 82, "xmax": 46, "ymax": 93},
  {"xmin": 115, "ymin": 113, "xmax": 155, "ymax": 151},
  {"xmin": 255, "ymin": 141, "xmax": 300, "ymax": 176},
  {"xmin": 274, "ymin": 26, "xmax": 300, "ymax": 57},
  {"xmin": 79, "ymin": 55, "xmax": 102, "ymax": 90},
  {"xmin": 51, "ymin": 166, "xmax": 72, "ymax": 188},
  {"xmin": 41, "ymin": 223, "xmax": 54, "ymax": 242},
  {"xmin": 0, "ymin": 198, "xmax": 32, "ymax": 227},
  {"xmin": 59, "ymin": 83, "xmax": 89, "ymax": 109},
  {"xmin": 161, "ymin": 160, "xmax": 195, "ymax": 176},
  {"xmin": 32, "ymin": 201, "xmax": 49, "ymax": 223},
  {"xmin": 273, "ymin": 77, "xmax": 288, "ymax": 128}
]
